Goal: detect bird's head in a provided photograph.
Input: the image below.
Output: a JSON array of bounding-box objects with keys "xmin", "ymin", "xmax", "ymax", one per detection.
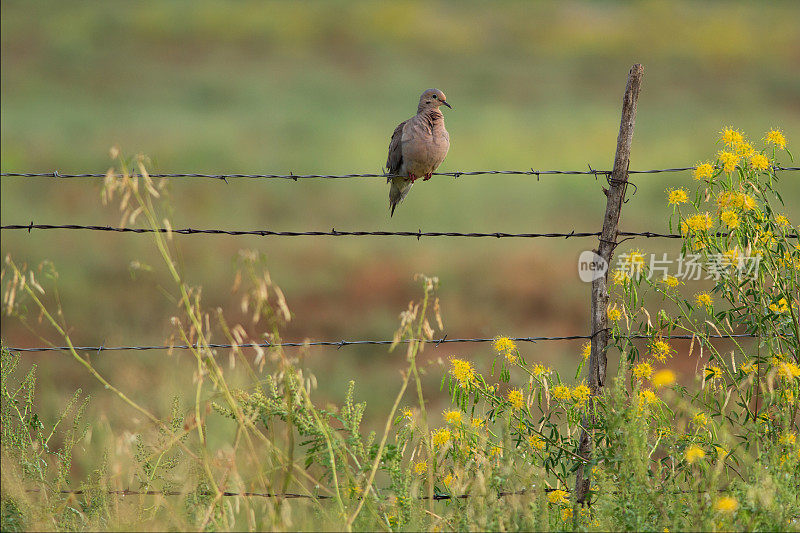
[{"xmin": 418, "ymin": 88, "xmax": 452, "ymax": 112}]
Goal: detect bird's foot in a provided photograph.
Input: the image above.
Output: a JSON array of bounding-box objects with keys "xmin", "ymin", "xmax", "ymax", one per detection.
[
  {"xmin": 409, "ymin": 173, "xmax": 418, "ymax": 183},
  {"xmin": 423, "ymin": 173, "xmax": 433, "ymax": 181}
]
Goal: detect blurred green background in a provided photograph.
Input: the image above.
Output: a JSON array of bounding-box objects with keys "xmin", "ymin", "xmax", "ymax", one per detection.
[{"xmin": 1, "ymin": 1, "xmax": 798, "ymax": 457}]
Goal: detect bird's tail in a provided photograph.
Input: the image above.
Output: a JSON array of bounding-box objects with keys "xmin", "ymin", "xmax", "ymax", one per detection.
[{"xmin": 388, "ymin": 177, "xmax": 413, "ymax": 217}]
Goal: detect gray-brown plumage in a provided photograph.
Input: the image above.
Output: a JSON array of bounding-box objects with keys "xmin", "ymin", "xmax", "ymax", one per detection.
[{"xmin": 386, "ymin": 88, "xmax": 451, "ymax": 216}]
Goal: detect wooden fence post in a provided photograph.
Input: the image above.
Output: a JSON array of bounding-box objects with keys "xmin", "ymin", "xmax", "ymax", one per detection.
[{"xmin": 574, "ymin": 64, "xmax": 644, "ymax": 504}]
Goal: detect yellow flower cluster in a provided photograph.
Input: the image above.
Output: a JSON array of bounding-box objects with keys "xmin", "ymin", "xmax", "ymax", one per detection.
[
  {"xmin": 450, "ymin": 358, "xmax": 475, "ymax": 386},
  {"xmin": 414, "ymin": 460, "xmax": 427, "ymax": 475},
  {"xmin": 682, "ymin": 213, "xmax": 713, "ymax": 234},
  {"xmin": 649, "ymin": 339, "xmax": 673, "ymax": 362},
  {"xmin": 740, "ymin": 360, "xmax": 757, "ymax": 374},
  {"xmin": 611, "ymin": 268, "xmax": 630, "ymax": 286},
  {"xmin": 667, "ymin": 187, "xmax": 689, "ymax": 205},
  {"xmin": 493, "ymin": 336, "xmax": 517, "ymax": 363},
  {"xmin": 693, "ymin": 161, "xmax": 715, "ymax": 181},
  {"xmin": 778, "ymin": 362, "xmax": 800, "ymax": 380},
  {"xmin": 571, "ymin": 383, "xmax": 591, "ymax": 405},
  {"xmin": 720, "ymin": 210, "xmax": 739, "ymax": 229},
  {"xmin": 580, "ymin": 342, "xmax": 591, "ymax": 362},
  {"xmin": 470, "ymin": 417, "xmax": 485, "ymax": 428},
  {"xmin": 769, "ymin": 297, "xmax": 789, "ymax": 314},
  {"xmin": 528, "ymin": 434, "xmax": 545, "ymax": 450},
  {"xmin": 607, "ymin": 304, "xmax": 623, "ymax": 321},
  {"xmin": 652, "ymin": 369, "xmax": 676, "ymax": 388},
  {"xmin": 775, "ymin": 214, "xmax": 790, "ymax": 227},
  {"xmin": 717, "ymin": 150, "xmax": 739, "ymax": 173},
  {"xmin": 714, "ymin": 496, "xmax": 739, "ymax": 513},
  {"xmin": 633, "ymin": 362, "xmax": 653, "ymax": 381},
  {"xmin": 661, "ymin": 275, "xmax": 681, "ymax": 288},
  {"xmin": 705, "ymin": 365, "xmax": 723, "ymax": 383},
  {"xmin": 532, "ymin": 363, "xmax": 551, "ymax": 377},
  {"xmin": 721, "ymin": 127, "xmax": 743, "ymax": 147},
  {"xmin": 444, "ymin": 409, "xmax": 462, "ymax": 425},
  {"xmin": 694, "ymin": 292, "xmax": 713, "ymax": 309},
  {"xmin": 639, "ymin": 389, "xmax": 658, "ymax": 405},
  {"xmin": 507, "ymin": 388, "xmax": 525, "ymax": 410},
  {"xmin": 765, "ymin": 129, "xmax": 787, "ymax": 150},
  {"xmin": 693, "ymin": 412, "xmax": 710, "ymax": 427},
  {"xmin": 684, "ymin": 444, "xmax": 706, "ymax": 464},
  {"xmin": 547, "ymin": 489, "xmax": 569, "ymax": 505},
  {"xmin": 552, "ymin": 385, "xmax": 571, "ymax": 401},
  {"xmin": 431, "ymin": 428, "xmax": 451, "ymax": 448},
  {"xmin": 749, "ymin": 153, "xmax": 770, "ymax": 171}
]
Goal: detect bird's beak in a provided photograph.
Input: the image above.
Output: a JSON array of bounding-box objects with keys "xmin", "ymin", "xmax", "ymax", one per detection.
[{"xmin": 442, "ymin": 101, "xmax": 452, "ymax": 109}]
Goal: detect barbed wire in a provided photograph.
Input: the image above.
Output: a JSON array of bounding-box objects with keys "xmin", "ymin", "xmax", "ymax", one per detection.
[
  {"xmin": 7, "ymin": 333, "xmax": 759, "ymax": 353},
  {"xmin": 0, "ymin": 224, "xmax": 678, "ymax": 239},
  {"xmin": 4, "ymin": 224, "xmax": 798, "ymax": 240},
  {"xmin": 2, "ymin": 166, "xmax": 797, "ymax": 182}
]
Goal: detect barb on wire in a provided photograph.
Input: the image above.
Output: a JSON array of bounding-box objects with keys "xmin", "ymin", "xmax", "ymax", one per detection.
[
  {"xmin": 6, "ymin": 333, "xmax": 759, "ymax": 353},
  {"xmin": 2, "ymin": 166, "xmax": 796, "ymax": 181}
]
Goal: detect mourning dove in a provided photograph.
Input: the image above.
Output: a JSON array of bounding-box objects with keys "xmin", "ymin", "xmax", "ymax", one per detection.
[{"xmin": 386, "ymin": 88, "xmax": 451, "ymax": 216}]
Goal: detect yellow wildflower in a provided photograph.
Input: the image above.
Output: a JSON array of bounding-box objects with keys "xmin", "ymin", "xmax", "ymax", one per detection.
[
  {"xmin": 716, "ymin": 191, "xmax": 735, "ymax": 209},
  {"xmin": 633, "ymin": 362, "xmax": 653, "ymax": 381},
  {"xmin": 693, "ymin": 161, "xmax": 715, "ymax": 180},
  {"xmin": 561, "ymin": 508, "xmax": 573, "ymax": 521},
  {"xmin": 528, "ymin": 434, "xmax": 545, "ymax": 450},
  {"xmin": 401, "ymin": 408, "xmax": 414, "ymax": 422},
  {"xmin": 450, "ymin": 358, "xmax": 475, "ymax": 386},
  {"xmin": 749, "ymin": 153, "xmax": 770, "ymax": 171},
  {"xmin": 765, "ymin": 129, "xmax": 787, "ymax": 150},
  {"xmin": 629, "ymin": 250, "xmax": 646, "ymax": 269},
  {"xmin": 552, "ymin": 385, "xmax": 571, "ymax": 401},
  {"xmin": 740, "ymin": 360, "xmax": 757, "ymax": 374},
  {"xmin": 649, "ymin": 339, "xmax": 673, "ymax": 362},
  {"xmin": 667, "ymin": 187, "xmax": 689, "ymax": 205},
  {"xmin": 507, "ymin": 388, "xmax": 525, "ymax": 410},
  {"xmin": 685, "ymin": 444, "xmax": 706, "ymax": 464},
  {"xmin": 720, "ymin": 127, "xmax": 743, "ymax": 147},
  {"xmin": 471, "ymin": 417, "xmax": 485, "ymax": 428},
  {"xmin": 735, "ymin": 141, "xmax": 754, "ymax": 158},
  {"xmin": 769, "ymin": 298, "xmax": 789, "ymax": 314},
  {"xmin": 607, "ymin": 304, "xmax": 623, "ymax": 321},
  {"xmin": 493, "ymin": 336, "xmax": 517, "ymax": 364},
  {"xmin": 739, "ymin": 193, "xmax": 756, "ymax": 211},
  {"xmin": 489, "ymin": 445, "xmax": 503, "ymax": 458},
  {"xmin": 442, "ymin": 473, "xmax": 454, "ymax": 486},
  {"xmin": 572, "ymin": 383, "xmax": 591, "ymax": 405},
  {"xmin": 580, "ymin": 342, "xmax": 591, "ymax": 362},
  {"xmin": 694, "ymin": 292, "xmax": 713, "ymax": 309},
  {"xmin": 714, "ymin": 496, "xmax": 739, "ymax": 513},
  {"xmin": 778, "ymin": 362, "xmax": 800, "ymax": 380},
  {"xmin": 611, "ymin": 268, "xmax": 630, "ymax": 286},
  {"xmin": 532, "ymin": 363, "xmax": 551, "ymax": 377},
  {"xmin": 639, "ymin": 389, "xmax": 658, "ymax": 405},
  {"xmin": 720, "ymin": 210, "xmax": 739, "ymax": 229},
  {"xmin": 775, "ymin": 214, "xmax": 790, "ymax": 228},
  {"xmin": 431, "ymin": 428, "xmax": 451, "ymax": 448},
  {"xmin": 444, "ymin": 409, "xmax": 462, "ymax": 425},
  {"xmin": 652, "ymin": 369, "xmax": 676, "ymax": 388},
  {"xmin": 717, "ymin": 151, "xmax": 740, "ymax": 173},
  {"xmin": 684, "ymin": 213, "xmax": 713, "ymax": 233},
  {"xmin": 693, "ymin": 412, "xmax": 710, "ymax": 427},
  {"xmin": 705, "ymin": 365, "xmax": 724, "ymax": 383},
  {"xmin": 661, "ymin": 275, "xmax": 681, "ymax": 288},
  {"xmin": 779, "ymin": 433, "xmax": 796, "ymax": 446},
  {"xmin": 413, "ymin": 460, "xmax": 427, "ymax": 475},
  {"xmin": 547, "ymin": 489, "xmax": 569, "ymax": 505},
  {"xmin": 722, "ymin": 248, "xmax": 742, "ymax": 268}
]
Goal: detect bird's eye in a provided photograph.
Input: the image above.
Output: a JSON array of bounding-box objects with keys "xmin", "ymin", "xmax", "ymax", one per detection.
[{"xmin": 432, "ymin": 94, "xmax": 438, "ymax": 99}]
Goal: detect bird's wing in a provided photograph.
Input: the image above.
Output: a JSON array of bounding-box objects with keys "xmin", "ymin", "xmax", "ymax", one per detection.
[{"xmin": 386, "ymin": 119, "xmax": 408, "ymax": 179}]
